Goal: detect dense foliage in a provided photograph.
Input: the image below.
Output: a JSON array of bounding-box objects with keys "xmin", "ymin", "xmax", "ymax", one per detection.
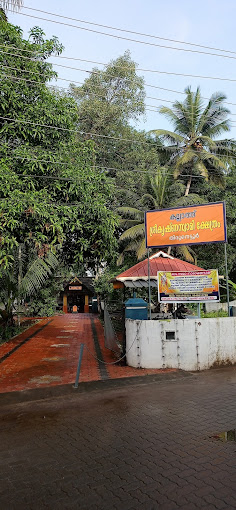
[{"xmin": 0, "ymin": 20, "xmax": 117, "ymax": 272}]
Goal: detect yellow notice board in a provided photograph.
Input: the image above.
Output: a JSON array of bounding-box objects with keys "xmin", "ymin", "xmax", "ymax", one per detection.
[
  {"xmin": 158, "ymin": 270, "xmax": 220, "ymax": 303},
  {"xmin": 145, "ymin": 202, "xmax": 226, "ymax": 248}
]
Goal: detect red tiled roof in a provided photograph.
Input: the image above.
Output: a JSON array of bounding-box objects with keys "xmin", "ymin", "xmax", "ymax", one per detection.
[{"xmin": 116, "ymin": 253, "xmax": 203, "ymax": 279}]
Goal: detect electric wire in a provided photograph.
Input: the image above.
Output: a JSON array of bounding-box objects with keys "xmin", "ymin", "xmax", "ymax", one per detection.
[
  {"xmin": 3, "ymin": 69, "xmax": 236, "ymax": 115},
  {"xmin": 1, "ymin": 115, "xmax": 236, "ymax": 151},
  {"xmin": 17, "ymin": 4, "xmax": 236, "ymax": 57},
  {"xmin": 7, "ymin": 8, "xmax": 236, "ymax": 62},
  {"xmin": 2, "ymin": 66, "xmax": 236, "ymax": 121},
  {"xmin": 3, "ymin": 48, "xmax": 236, "ymax": 113},
  {"xmin": 3, "ymin": 43, "xmax": 236, "ymax": 107},
  {"xmin": 1, "ymin": 47, "xmax": 236, "ymax": 112},
  {"xmin": 3, "ymin": 50, "xmax": 236, "ymax": 83}
]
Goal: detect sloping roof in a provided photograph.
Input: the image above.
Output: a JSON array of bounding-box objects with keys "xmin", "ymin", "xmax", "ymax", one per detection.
[
  {"xmin": 116, "ymin": 251, "xmax": 204, "ymax": 282},
  {"xmin": 62, "ymin": 276, "xmax": 95, "ymax": 295}
]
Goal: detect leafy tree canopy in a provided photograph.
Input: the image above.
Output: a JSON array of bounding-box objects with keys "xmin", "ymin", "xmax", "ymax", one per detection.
[{"xmin": 0, "ymin": 19, "xmax": 117, "ymax": 271}]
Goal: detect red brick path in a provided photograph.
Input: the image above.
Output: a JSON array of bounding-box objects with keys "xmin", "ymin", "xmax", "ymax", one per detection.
[{"xmin": 0, "ymin": 314, "xmax": 176, "ymax": 393}]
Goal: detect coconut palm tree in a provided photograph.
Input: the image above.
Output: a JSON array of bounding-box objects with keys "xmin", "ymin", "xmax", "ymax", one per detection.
[
  {"xmin": 151, "ymin": 87, "xmax": 236, "ymax": 195},
  {"xmin": 117, "ymin": 167, "xmax": 198, "ymax": 264}
]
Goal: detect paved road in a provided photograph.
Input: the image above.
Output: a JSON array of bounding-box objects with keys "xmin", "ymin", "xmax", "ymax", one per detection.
[{"xmin": 0, "ymin": 367, "xmax": 236, "ymax": 509}]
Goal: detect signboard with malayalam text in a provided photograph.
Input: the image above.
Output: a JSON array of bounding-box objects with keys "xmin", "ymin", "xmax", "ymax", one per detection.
[
  {"xmin": 158, "ymin": 270, "xmax": 220, "ymax": 303},
  {"xmin": 145, "ymin": 202, "xmax": 226, "ymax": 248},
  {"xmin": 69, "ymin": 286, "xmax": 82, "ymax": 291}
]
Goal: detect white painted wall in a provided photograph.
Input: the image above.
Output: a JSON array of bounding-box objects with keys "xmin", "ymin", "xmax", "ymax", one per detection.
[
  {"xmin": 205, "ymin": 300, "xmax": 236, "ymax": 313},
  {"xmin": 126, "ymin": 317, "xmax": 236, "ymax": 371}
]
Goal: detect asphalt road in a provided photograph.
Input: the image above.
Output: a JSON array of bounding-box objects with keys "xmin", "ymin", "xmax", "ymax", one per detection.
[{"xmin": 0, "ymin": 367, "xmax": 236, "ymax": 509}]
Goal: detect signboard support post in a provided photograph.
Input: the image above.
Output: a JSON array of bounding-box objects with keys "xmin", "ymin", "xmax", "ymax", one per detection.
[
  {"xmin": 197, "ymin": 303, "xmax": 201, "ymax": 318},
  {"xmin": 224, "ymin": 243, "xmax": 230, "ymax": 316},
  {"xmin": 148, "ymin": 249, "xmax": 151, "ymax": 320}
]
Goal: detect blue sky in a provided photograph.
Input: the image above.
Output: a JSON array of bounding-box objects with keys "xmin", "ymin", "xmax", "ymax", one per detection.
[{"xmin": 8, "ymin": 0, "xmax": 236, "ymax": 138}]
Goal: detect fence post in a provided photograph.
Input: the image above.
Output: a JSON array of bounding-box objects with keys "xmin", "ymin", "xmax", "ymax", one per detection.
[{"xmin": 122, "ymin": 302, "xmax": 126, "ymax": 365}]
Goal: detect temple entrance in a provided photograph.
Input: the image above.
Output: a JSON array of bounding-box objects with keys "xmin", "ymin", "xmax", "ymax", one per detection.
[
  {"xmin": 60, "ymin": 277, "xmax": 96, "ymax": 314},
  {"xmin": 67, "ymin": 294, "xmax": 85, "ymax": 313}
]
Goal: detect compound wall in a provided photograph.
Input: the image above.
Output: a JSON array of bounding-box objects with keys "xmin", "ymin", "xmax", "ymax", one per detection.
[{"xmin": 126, "ymin": 317, "xmax": 236, "ymax": 371}]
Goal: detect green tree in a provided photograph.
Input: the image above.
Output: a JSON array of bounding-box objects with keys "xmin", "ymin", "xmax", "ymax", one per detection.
[
  {"xmin": 0, "ymin": 19, "xmax": 117, "ymax": 270},
  {"xmin": 151, "ymin": 87, "xmax": 236, "ymax": 195},
  {"xmin": 70, "ymin": 51, "xmax": 146, "ymax": 169}
]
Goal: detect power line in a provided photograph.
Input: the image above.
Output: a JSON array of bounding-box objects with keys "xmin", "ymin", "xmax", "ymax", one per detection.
[
  {"xmin": 5, "ymin": 48, "xmax": 236, "ymax": 82},
  {"xmin": 3, "ymin": 66, "xmax": 236, "ymax": 116},
  {"xmin": 2, "ymin": 151, "xmax": 236, "ymax": 171},
  {"xmin": 1, "ymin": 115, "xmax": 236, "ymax": 151},
  {"xmin": 2, "ymin": 50, "xmax": 236, "ymax": 106},
  {"xmin": 0, "ymin": 115, "xmax": 155, "ymax": 144},
  {"xmin": 8, "ymin": 8, "xmax": 236, "ymax": 62},
  {"xmin": 1, "ymin": 150, "xmax": 236, "ymax": 175},
  {"xmin": 2, "ymin": 43, "xmax": 236, "ymax": 107},
  {"xmin": 12, "ymin": 66, "xmax": 235, "ymax": 120},
  {"xmin": 17, "ymin": 4, "xmax": 236, "ymax": 57},
  {"xmin": 7, "ymin": 66, "xmax": 230, "ymax": 114},
  {"xmin": 2, "ymin": 65, "xmax": 236, "ymax": 121},
  {"xmin": 0, "ymin": 197, "xmax": 91, "ymax": 207}
]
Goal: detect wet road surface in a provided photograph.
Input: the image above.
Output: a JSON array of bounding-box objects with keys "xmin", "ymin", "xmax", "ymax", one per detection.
[{"xmin": 0, "ymin": 367, "xmax": 236, "ymax": 509}]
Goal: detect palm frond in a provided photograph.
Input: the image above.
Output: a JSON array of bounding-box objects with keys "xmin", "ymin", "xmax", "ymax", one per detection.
[
  {"xmin": 119, "ymin": 224, "xmax": 145, "ymax": 242},
  {"xmin": 198, "ymin": 135, "xmax": 217, "ymax": 150},
  {"xmin": 0, "ymin": 0, "xmax": 22, "ymax": 10},
  {"xmin": 117, "ymin": 252, "xmax": 124, "ymax": 266},
  {"xmin": 116, "ymin": 207, "xmax": 144, "ymax": 221},
  {"xmin": 20, "ymin": 252, "xmax": 59, "ymax": 297},
  {"xmin": 200, "ymin": 94, "xmax": 230, "ymax": 136},
  {"xmin": 139, "ymin": 193, "xmax": 156, "ymax": 208},
  {"xmin": 176, "ymin": 149, "xmax": 196, "ymax": 167},
  {"xmin": 158, "ymin": 106, "xmax": 181, "ymax": 126},
  {"xmin": 118, "ymin": 219, "xmax": 141, "ymax": 227},
  {"xmin": 136, "ymin": 238, "xmax": 147, "ymax": 260},
  {"xmin": 173, "ymin": 194, "xmax": 206, "ymax": 207},
  {"xmin": 149, "ymin": 129, "xmax": 184, "ymax": 145},
  {"xmin": 176, "ymin": 245, "xmax": 195, "ymax": 263},
  {"xmin": 204, "ymin": 121, "xmax": 230, "ymax": 138},
  {"xmin": 194, "ymin": 161, "xmax": 209, "ymax": 179},
  {"xmin": 201, "ymin": 151, "xmax": 227, "ymax": 170}
]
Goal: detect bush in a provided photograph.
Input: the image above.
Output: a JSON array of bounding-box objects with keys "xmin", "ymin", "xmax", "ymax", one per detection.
[{"xmin": 0, "ymin": 324, "xmax": 21, "ymax": 344}]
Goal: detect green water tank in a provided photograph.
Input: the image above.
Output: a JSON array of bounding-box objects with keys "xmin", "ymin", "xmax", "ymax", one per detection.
[{"xmin": 125, "ymin": 297, "xmax": 148, "ymax": 320}]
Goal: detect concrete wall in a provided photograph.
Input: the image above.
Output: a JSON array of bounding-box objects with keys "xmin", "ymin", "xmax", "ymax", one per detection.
[
  {"xmin": 126, "ymin": 317, "xmax": 236, "ymax": 371},
  {"xmin": 205, "ymin": 300, "xmax": 236, "ymax": 313}
]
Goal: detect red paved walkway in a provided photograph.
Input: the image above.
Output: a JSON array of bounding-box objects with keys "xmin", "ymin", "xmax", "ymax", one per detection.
[{"xmin": 0, "ymin": 314, "xmax": 176, "ymax": 393}]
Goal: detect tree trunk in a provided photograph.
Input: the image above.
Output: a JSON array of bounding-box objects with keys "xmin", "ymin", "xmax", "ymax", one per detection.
[
  {"xmin": 17, "ymin": 244, "xmax": 22, "ymax": 326},
  {"xmin": 185, "ymin": 174, "xmax": 192, "ymax": 196}
]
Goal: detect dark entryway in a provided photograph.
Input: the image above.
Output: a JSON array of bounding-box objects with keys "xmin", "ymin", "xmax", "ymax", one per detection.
[{"xmin": 67, "ymin": 294, "xmax": 85, "ymax": 313}]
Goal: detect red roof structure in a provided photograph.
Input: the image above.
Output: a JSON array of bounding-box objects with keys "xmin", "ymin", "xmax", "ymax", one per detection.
[{"xmin": 114, "ymin": 251, "xmax": 204, "ymax": 288}]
